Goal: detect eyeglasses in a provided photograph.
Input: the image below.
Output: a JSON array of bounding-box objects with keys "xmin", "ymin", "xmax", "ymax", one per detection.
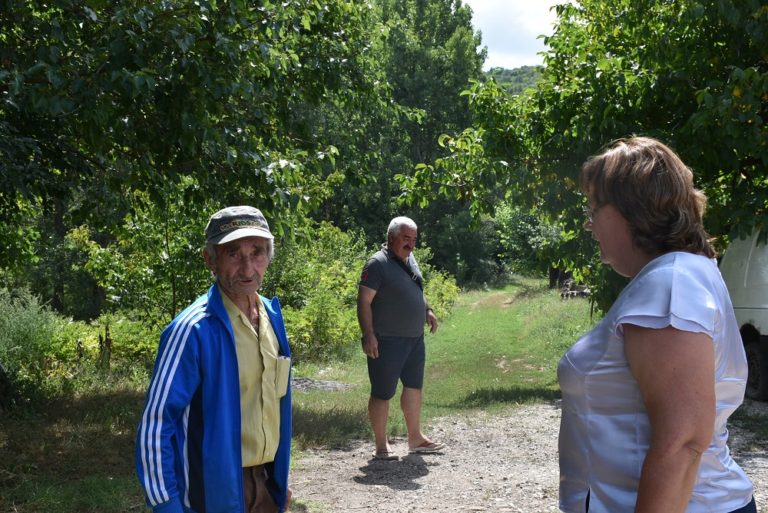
[{"xmin": 582, "ymin": 204, "xmax": 602, "ymax": 223}]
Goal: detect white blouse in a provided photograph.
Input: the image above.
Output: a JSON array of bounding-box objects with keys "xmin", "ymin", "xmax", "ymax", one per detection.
[{"xmin": 558, "ymin": 252, "xmax": 753, "ymax": 512}]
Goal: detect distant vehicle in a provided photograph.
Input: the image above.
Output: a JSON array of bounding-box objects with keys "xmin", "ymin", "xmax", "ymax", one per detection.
[{"xmin": 719, "ymin": 230, "xmax": 768, "ymax": 401}]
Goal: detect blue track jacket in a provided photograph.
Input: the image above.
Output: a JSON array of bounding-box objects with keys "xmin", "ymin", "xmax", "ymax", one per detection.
[{"xmin": 136, "ymin": 284, "xmax": 292, "ymax": 513}]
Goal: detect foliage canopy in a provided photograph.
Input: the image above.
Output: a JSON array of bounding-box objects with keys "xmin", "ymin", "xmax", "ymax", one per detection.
[{"xmin": 398, "ymin": 0, "xmax": 768, "ymax": 308}]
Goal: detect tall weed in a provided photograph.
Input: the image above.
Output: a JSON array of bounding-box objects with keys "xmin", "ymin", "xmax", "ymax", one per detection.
[{"xmin": 0, "ymin": 287, "xmax": 57, "ymax": 407}]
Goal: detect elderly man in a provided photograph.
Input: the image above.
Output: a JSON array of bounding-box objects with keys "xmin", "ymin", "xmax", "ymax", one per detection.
[
  {"xmin": 136, "ymin": 206, "xmax": 292, "ymax": 513},
  {"xmin": 357, "ymin": 216, "xmax": 444, "ymax": 460}
]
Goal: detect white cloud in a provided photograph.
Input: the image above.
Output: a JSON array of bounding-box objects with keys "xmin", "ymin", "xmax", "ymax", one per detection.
[{"xmin": 463, "ymin": 0, "xmax": 560, "ymax": 70}]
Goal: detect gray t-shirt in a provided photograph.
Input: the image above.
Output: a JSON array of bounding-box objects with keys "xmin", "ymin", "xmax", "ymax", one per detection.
[{"xmin": 359, "ymin": 247, "xmax": 426, "ymax": 337}]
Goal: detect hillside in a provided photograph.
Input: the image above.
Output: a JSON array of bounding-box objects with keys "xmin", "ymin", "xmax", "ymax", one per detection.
[{"xmin": 484, "ymin": 65, "xmax": 542, "ymax": 95}]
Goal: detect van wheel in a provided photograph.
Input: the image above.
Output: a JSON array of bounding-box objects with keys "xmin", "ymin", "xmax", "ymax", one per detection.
[{"xmin": 745, "ymin": 342, "xmax": 768, "ymax": 401}]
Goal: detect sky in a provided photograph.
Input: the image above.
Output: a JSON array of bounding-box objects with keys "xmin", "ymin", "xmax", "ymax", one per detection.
[{"xmin": 462, "ymin": 0, "xmax": 561, "ymax": 70}]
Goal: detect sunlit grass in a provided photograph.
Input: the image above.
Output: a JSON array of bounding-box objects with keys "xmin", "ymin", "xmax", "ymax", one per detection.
[{"xmin": 291, "ymin": 275, "xmax": 596, "ymax": 448}]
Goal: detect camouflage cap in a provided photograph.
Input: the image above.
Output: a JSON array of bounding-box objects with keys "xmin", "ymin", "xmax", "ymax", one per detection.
[{"xmin": 205, "ymin": 206, "xmax": 274, "ymax": 245}]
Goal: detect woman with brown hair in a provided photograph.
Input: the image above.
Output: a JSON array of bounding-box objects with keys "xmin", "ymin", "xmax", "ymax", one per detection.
[{"xmin": 558, "ymin": 137, "xmax": 755, "ymax": 512}]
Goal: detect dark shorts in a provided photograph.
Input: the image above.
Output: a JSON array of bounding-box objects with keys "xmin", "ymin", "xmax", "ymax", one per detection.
[
  {"xmin": 731, "ymin": 497, "xmax": 757, "ymax": 513},
  {"xmin": 366, "ymin": 334, "xmax": 425, "ymax": 400}
]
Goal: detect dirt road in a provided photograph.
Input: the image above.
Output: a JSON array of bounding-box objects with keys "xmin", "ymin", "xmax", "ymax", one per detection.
[{"xmin": 290, "ymin": 401, "xmax": 768, "ymax": 512}]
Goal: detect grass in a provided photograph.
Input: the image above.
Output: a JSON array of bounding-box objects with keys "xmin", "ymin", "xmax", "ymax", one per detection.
[
  {"xmin": 0, "ymin": 276, "xmax": 596, "ymax": 512},
  {"xmin": 0, "ymin": 383, "xmax": 149, "ymax": 512},
  {"xmin": 290, "ymin": 276, "xmax": 595, "ymax": 452}
]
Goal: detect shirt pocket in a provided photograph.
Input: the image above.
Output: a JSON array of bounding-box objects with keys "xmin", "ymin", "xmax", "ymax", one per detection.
[{"xmin": 275, "ymin": 356, "xmax": 291, "ymax": 398}]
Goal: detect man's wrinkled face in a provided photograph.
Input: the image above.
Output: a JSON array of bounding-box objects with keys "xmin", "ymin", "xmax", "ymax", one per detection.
[
  {"xmin": 390, "ymin": 226, "xmax": 417, "ymax": 262},
  {"xmin": 204, "ymin": 236, "xmax": 270, "ymax": 299}
]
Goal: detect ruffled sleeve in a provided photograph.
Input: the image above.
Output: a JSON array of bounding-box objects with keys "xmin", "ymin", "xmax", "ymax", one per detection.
[{"xmin": 613, "ymin": 257, "xmax": 718, "ymax": 339}]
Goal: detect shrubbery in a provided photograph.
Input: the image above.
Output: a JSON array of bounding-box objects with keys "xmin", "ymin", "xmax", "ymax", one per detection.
[
  {"xmin": 0, "ymin": 287, "xmax": 162, "ymax": 409},
  {"xmin": 494, "ymin": 202, "xmax": 563, "ymax": 276},
  {"xmin": 0, "ymin": 287, "xmax": 57, "ymax": 408},
  {"xmin": 414, "ymin": 246, "xmax": 460, "ymax": 320},
  {"xmin": 92, "ymin": 313, "xmax": 163, "ymax": 365},
  {"xmin": 424, "ymin": 207, "xmax": 506, "ymax": 287},
  {"xmin": 264, "ymin": 223, "xmax": 366, "ymax": 362},
  {"xmin": 1, "ymin": 222, "xmax": 460, "ymax": 408},
  {"xmin": 265, "ymin": 223, "xmax": 459, "ymax": 362}
]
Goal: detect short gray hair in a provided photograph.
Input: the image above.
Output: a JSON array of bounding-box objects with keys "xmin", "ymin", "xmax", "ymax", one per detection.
[{"xmin": 387, "ymin": 216, "xmax": 417, "ymax": 240}]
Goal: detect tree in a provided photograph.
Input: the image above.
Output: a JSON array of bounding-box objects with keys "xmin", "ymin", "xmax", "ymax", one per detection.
[
  {"xmin": 532, "ymin": 0, "xmax": 767, "ymax": 238},
  {"xmin": 303, "ymin": 0, "xmax": 493, "ymax": 285},
  {"xmin": 379, "ymin": 0, "xmax": 494, "ymax": 284},
  {"xmin": 399, "ymin": 0, "xmax": 768, "ymax": 305},
  {"xmin": 378, "ymin": 0, "xmax": 485, "ymax": 164},
  {"xmin": 1, "ymin": 0, "xmax": 390, "ymax": 317}
]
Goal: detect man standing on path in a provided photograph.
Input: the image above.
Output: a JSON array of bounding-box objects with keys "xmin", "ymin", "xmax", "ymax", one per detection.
[
  {"xmin": 136, "ymin": 205, "xmax": 292, "ymax": 513},
  {"xmin": 357, "ymin": 216, "xmax": 444, "ymax": 460}
]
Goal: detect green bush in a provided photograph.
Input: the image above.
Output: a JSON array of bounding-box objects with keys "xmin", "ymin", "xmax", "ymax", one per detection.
[
  {"xmin": 264, "ymin": 222, "xmax": 460, "ymax": 362},
  {"xmin": 414, "ymin": 246, "xmax": 460, "ymax": 319},
  {"xmin": 264, "ymin": 223, "xmax": 367, "ymax": 362},
  {"xmin": 0, "ymin": 289, "xmax": 161, "ymax": 409},
  {"xmin": 48, "ymin": 312, "xmax": 160, "ymax": 369},
  {"xmin": 50, "ymin": 316, "xmax": 96, "ymax": 362},
  {"xmin": 281, "ymin": 292, "xmax": 359, "ymax": 363},
  {"xmin": 92, "ymin": 313, "xmax": 162, "ymax": 368},
  {"xmin": 494, "ymin": 202, "xmax": 563, "ymax": 276},
  {"xmin": 0, "ymin": 287, "xmax": 57, "ymax": 406},
  {"xmin": 423, "ymin": 206, "xmax": 506, "ymax": 287}
]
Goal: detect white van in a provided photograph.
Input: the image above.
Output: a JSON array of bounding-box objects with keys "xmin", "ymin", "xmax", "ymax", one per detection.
[{"xmin": 719, "ymin": 230, "xmax": 768, "ymax": 400}]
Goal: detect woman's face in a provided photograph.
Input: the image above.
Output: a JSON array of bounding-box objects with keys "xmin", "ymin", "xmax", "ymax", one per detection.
[{"xmin": 584, "ymin": 202, "xmax": 642, "ymax": 278}]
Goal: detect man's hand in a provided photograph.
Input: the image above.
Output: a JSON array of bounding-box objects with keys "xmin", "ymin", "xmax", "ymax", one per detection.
[
  {"xmin": 426, "ymin": 309, "xmax": 439, "ymax": 334},
  {"xmin": 357, "ymin": 285, "xmax": 379, "ymax": 358},
  {"xmin": 362, "ymin": 333, "xmax": 380, "ymax": 359}
]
